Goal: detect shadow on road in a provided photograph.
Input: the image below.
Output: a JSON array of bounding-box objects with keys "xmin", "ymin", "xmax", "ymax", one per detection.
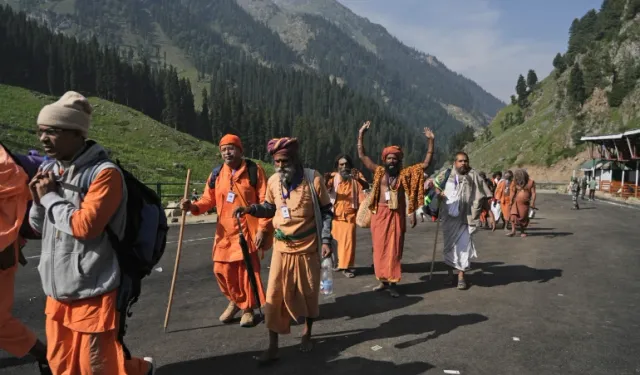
[
  {"xmin": 156, "ymin": 313, "xmax": 488, "ymax": 375},
  {"xmin": 318, "ymin": 290, "xmax": 423, "ymax": 321},
  {"xmin": 526, "ymin": 231, "xmax": 573, "ymax": 238},
  {"xmin": 461, "ymin": 261, "xmax": 563, "ymax": 288}
]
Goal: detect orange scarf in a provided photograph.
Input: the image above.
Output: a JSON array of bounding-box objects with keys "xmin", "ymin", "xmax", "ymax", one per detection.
[{"xmin": 0, "ymin": 146, "xmax": 30, "ymax": 251}]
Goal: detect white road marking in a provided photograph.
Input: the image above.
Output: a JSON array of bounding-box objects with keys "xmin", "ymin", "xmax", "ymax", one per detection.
[{"xmin": 166, "ymin": 237, "xmax": 213, "ymax": 244}]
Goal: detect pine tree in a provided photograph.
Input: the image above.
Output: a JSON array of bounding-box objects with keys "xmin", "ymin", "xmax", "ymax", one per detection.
[
  {"xmin": 515, "ymin": 74, "xmax": 528, "ymax": 107},
  {"xmin": 553, "ymin": 53, "xmax": 567, "ymax": 76},
  {"xmin": 526, "ymin": 69, "xmax": 538, "ymax": 90},
  {"xmin": 567, "ymin": 63, "xmax": 587, "ymax": 106}
]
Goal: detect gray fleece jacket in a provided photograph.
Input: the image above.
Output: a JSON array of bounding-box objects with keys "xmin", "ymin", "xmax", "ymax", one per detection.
[{"xmin": 29, "ymin": 142, "xmax": 127, "ymax": 301}]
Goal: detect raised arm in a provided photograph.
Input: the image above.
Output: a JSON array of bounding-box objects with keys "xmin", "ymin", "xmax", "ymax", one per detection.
[
  {"xmin": 357, "ymin": 121, "xmax": 379, "ymax": 172},
  {"xmin": 421, "ymin": 127, "xmax": 435, "ymax": 171}
]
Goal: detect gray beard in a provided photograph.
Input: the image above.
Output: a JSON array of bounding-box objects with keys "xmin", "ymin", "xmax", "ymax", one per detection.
[
  {"xmin": 339, "ymin": 170, "xmax": 351, "ymax": 179},
  {"xmin": 277, "ymin": 166, "xmax": 296, "ymax": 187}
]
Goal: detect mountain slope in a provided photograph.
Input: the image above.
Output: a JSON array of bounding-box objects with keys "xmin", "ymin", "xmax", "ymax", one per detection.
[
  {"xmin": 3, "ymin": 0, "xmax": 504, "ymax": 143},
  {"xmin": 466, "ymin": 0, "xmax": 640, "ymax": 175},
  {"xmin": 238, "ymin": 0, "xmax": 504, "ymax": 126},
  {"xmin": 0, "ymin": 84, "xmax": 229, "ymax": 186}
]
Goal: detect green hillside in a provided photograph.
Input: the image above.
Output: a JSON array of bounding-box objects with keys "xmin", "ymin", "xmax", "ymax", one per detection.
[
  {"xmin": 466, "ymin": 0, "xmax": 640, "ymax": 173},
  {"xmin": 0, "ymin": 84, "xmax": 272, "ymax": 197},
  {"xmin": 466, "ymin": 75, "xmax": 580, "ymax": 172}
]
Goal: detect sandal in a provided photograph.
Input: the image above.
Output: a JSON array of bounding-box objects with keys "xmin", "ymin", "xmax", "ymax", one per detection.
[
  {"xmin": 343, "ymin": 270, "xmax": 355, "ymax": 278},
  {"xmin": 373, "ymin": 283, "xmax": 388, "ymax": 292}
]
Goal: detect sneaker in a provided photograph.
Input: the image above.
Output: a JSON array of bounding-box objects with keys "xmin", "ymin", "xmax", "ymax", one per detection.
[
  {"xmin": 219, "ymin": 301, "xmax": 240, "ymax": 323},
  {"xmin": 144, "ymin": 357, "xmax": 155, "ymax": 375},
  {"xmin": 240, "ymin": 310, "xmax": 255, "ymax": 327}
]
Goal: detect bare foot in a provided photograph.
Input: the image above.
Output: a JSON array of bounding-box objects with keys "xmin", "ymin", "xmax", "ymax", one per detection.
[
  {"xmin": 255, "ymin": 348, "xmax": 279, "ymax": 366},
  {"xmin": 388, "ymin": 287, "xmax": 400, "ymax": 298},
  {"xmin": 300, "ymin": 334, "xmax": 314, "ymax": 352},
  {"xmin": 520, "ymin": 233, "xmax": 527, "ymax": 238}
]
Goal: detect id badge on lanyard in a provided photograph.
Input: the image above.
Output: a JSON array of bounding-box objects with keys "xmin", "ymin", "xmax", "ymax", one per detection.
[
  {"xmin": 226, "ymin": 191, "xmax": 236, "ymax": 203},
  {"xmin": 281, "ymin": 206, "xmax": 291, "ymax": 219}
]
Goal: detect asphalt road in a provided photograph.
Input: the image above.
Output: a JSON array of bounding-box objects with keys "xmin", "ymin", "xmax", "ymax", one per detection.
[{"xmin": 2, "ymin": 193, "xmax": 640, "ymax": 375}]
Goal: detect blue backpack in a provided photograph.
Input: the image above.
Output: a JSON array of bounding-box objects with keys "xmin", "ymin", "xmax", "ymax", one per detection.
[
  {"xmin": 423, "ymin": 168, "xmax": 452, "ymax": 218},
  {"xmin": 79, "ymin": 159, "xmax": 168, "ymax": 359}
]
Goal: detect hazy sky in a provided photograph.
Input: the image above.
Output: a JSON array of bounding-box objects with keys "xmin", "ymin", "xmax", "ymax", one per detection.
[{"xmin": 337, "ymin": 0, "xmax": 603, "ymax": 102}]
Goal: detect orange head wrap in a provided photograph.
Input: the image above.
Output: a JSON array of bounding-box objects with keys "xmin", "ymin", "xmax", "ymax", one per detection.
[
  {"xmin": 382, "ymin": 145, "xmax": 403, "ymax": 161},
  {"xmin": 219, "ymin": 134, "xmax": 243, "ymax": 153}
]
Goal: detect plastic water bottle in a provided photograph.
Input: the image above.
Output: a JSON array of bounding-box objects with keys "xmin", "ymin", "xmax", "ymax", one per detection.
[{"xmin": 320, "ymin": 257, "xmax": 334, "ymax": 295}]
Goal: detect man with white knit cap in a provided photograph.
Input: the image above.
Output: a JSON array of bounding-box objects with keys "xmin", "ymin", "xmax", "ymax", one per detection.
[{"xmin": 28, "ymin": 92, "xmax": 155, "ymax": 375}]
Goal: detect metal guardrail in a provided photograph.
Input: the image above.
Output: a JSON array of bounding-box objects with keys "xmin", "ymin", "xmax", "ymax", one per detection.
[{"xmin": 146, "ymin": 181, "xmax": 206, "ymax": 201}]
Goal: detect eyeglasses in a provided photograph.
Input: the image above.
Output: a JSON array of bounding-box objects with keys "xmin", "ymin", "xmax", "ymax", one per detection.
[{"xmin": 37, "ymin": 128, "xmax": 72, "ymax": 137}]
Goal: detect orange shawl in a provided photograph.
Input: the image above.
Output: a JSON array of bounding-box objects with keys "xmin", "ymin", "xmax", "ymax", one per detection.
[
  {"xmin": 0, "ymin": 146, "xmax": 30, "ymax": 251},
  {"xmin": 368, "ymin": 164, "xmax": 424, "ymax": 214}
]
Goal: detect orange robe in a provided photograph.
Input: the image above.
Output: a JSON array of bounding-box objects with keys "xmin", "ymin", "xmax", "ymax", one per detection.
[
  {"xmin": 44, "ymin": 166, "xmax": 149, "ymax": 375},
  {"xmin": 494, "ymin": 180, "xmax": 512, "ymax": 221},
  {"xmin": 0, "ymin": 145, "xmax": 37, "ymax": 358},
  {"xmin": 190, "ymin": 161, "xmax": 272, "ymax": 310},
  {"xmin": 263, "ymin": 171, "xmax": 331, "ymax": 334},
  {"xmin": 368, "ymin": 165, "xmax": 424, "ymax": 284},
  {"xmin": 329, "ymin": 173, "xmax": 365, "ymax": 270},
  {"xmin": 509, "ymin": 180, "xmax": 535, "ymax": 228}
]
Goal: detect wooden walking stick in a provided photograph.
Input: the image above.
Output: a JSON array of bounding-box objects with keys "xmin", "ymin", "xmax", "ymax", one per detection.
[
  {"xmin": 163, "ymin": 169, "xmax": 192, "ymax": 332},
  {"xmin": 429, "ymin": 202, "xmax": 441, "ymax": 281}
]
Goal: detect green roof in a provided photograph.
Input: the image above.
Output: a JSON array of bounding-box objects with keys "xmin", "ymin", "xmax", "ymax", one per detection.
[{"xmin": 579, "ymin": 159, "xmax": 604, "ymax": 170}]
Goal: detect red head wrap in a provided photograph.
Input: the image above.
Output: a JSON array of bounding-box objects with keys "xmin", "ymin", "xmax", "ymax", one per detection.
[
  {"xmin": 219, "ymin": 134, "xmax": 243, "ymax": 153},
  {"xmin": 382, "ymin": 145, "xmax": 404, "ymax": 161},
  {"xmin": 267, "ymin": 137, "xmax": 299, "ymax": 157}
]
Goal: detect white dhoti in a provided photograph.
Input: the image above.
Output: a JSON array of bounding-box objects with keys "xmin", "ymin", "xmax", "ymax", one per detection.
[
  {"xmin": 442, "ymin": 218, "xmax": 477, "ymax": 271},
  {"xmin": 441, "ymin": 176, "xmax": 478, "ymax": 271}
]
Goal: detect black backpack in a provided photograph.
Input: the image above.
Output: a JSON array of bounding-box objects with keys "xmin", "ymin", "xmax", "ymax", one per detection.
[
  {"xmin": 208, "ymin": 159, "xmax": 259, "ymax": 189},
  {"xmin": 79, "ymin": 159, "xmax": 168, "ymax": 359}
]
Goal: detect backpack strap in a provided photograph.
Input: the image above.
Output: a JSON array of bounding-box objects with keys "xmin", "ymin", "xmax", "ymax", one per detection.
[
  {"xmin": 209, "ymin": 160, "xmax": 259, "ymax": 190},
  {"xmin": 245, "ymin": 159, "xmax": 258, "ymax": 188},
  {"xmin": 78, "ymin": 159, "xmax": 118, "ymax": 199},
  {"xmin": 208, "ymin": 165, "xmax": 223, "ymax": 190},
  {"xmin": 434, "ymin": 168, "xmax": 452, "ymax": 191}
]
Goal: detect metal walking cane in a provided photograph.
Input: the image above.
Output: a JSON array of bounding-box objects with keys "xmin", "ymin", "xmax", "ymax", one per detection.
[{"xmin": 235, "ymin": 213, "xmax": 264, "ymax": 321}]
